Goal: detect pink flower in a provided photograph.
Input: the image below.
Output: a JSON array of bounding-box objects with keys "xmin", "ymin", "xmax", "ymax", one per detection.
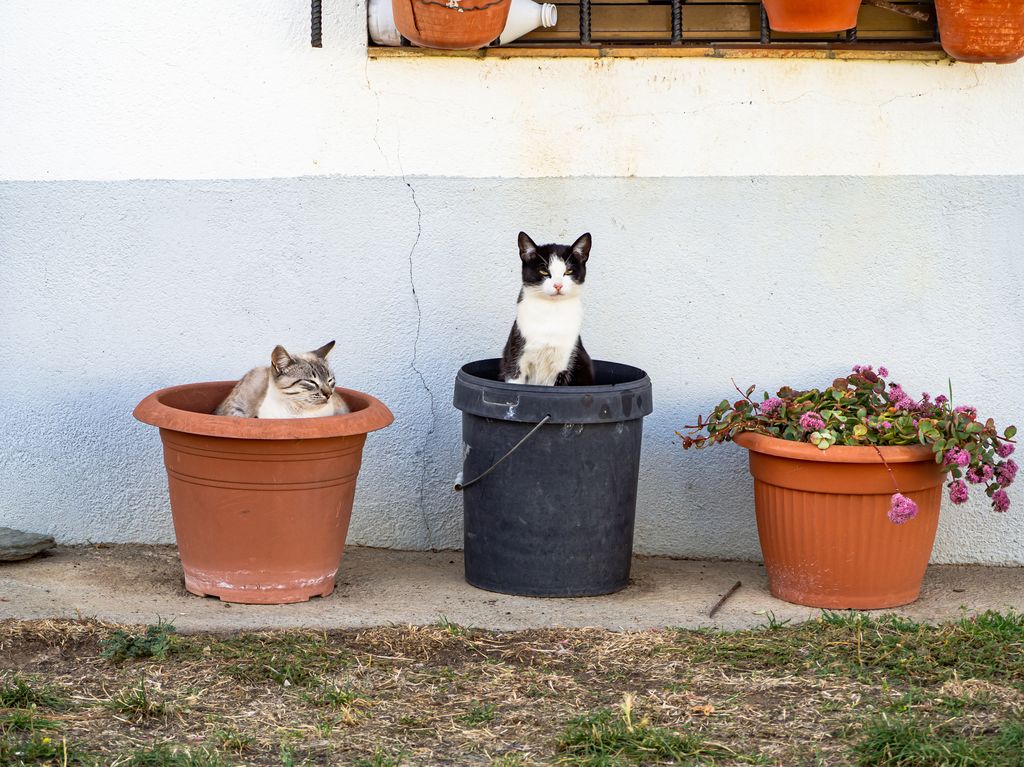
[
  {"xmin": 948, "ymin": 479, "xmax": 969, "ymax": 505},
  {"xmin": 996, "ymin": 442, "xmax": 1015, "ymax": 459},
  {"xmin": 966, "ymin": 465, "xmax": 993, "ymax": 484},
  {"xmin": 944, "ymin": 447, "xmax": 971, "ymax": 468},
  {"xmin": 758, "ymin": 397, "xmax": 783, "ymax": 417},
  {"xmin": 992, "ymin": 489, "xmax": 1011, "ymax": 513},
  {"xmin": 878, "ymin": 366, "xmax": 889, "ymax": 378},
  {"xmin": 888, "ymin": 493, "xmax": 919, "ymax": 524},
  {"xmin": 996, "ymin": 459, "xmax": 1018, "ymax": 488},
  {"xmin": 888, "ymin": 384, "xmax": 917, "ymax": 411},
  {"xmin": 880, "ymin": 421, "xmax": 893, "ymax": 430},
  {"xmin": 954, "ymin": 405, "xmax": 977, "ymax": 419},
  {"xmin": 799, "ymin": 412, "xmax": 826, "ymax": 432},
  {"xmin": 935, "ymin": 395, "xmax": 949, "ymax": 406}
]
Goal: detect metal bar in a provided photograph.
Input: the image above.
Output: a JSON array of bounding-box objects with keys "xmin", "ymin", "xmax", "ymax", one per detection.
[
  {"xmin": 759, "ymin": 3, "xmax": 770, "ymax": 45},
  {"xmin": 454, "ymin": 416, "xmax": 552, "ymax": 492},
  {"xmin": 580, "ymin": 0, "xmax": 592, "ymax": 44},
  {"xmin": 671, "ymin": 0, "xmax": 683, "ymax": 44},
  {"xmin": 846, "ymin": 26, "xmax": 858, "ymax": 42},
  {"xmin": 311, "ymin": 0, "xmax": 322, "ymax": 47}
]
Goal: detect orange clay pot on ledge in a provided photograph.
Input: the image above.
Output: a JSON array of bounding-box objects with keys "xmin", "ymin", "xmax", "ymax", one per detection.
[
  {"xmin": 734, "ymin": 432, "xmax": 946, "ymax": 610},
  {"xmin": 934, "ymin": 0, "xmax": 1024, "ymax": 63},
  {"xmin": 761, "ymin": 0, "xmax": 863, "ymax": 32},
  {"xmin": 392, "ymin": 0, "xmax": 512, "ymax": 49},
  {"xmin": 133, "ymin": 382, "xmax": 393, "ymax": 604}
]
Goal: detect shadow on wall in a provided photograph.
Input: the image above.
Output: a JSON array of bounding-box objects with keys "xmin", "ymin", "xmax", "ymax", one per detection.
[{"xmin": 0, "ymin": 385, "xmax": 174, "ymax": 544}]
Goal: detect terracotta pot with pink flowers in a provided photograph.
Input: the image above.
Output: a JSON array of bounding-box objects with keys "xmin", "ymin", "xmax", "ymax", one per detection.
[{"xmin": 681, "ymin": 365, "xmax": 1017, "ymax": 609}]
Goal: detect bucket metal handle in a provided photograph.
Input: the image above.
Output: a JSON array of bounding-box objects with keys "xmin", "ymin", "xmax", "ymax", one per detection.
[{"xmin": 454, "ymin": 414, "xmax": 551, "ymax": 492}]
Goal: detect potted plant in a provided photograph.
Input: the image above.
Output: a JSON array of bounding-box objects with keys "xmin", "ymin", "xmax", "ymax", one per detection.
[
  {"xmin": 391, "ymin": 0, "xmax": 512, "ymax": 49},
  {"xmin": 761, "ymin": 0, "xmax": 863, "ymax": 33},
  {"xmin": 681, "ymin": 365, "xmax": 1016, "ymax": 609},
  {"xmin": 134, "ymin": 381, "xmax": 393, "ymax": 604},
  {"xmin": 934, "ymin": 0, "xmax": 1024, "ymax": 63}
]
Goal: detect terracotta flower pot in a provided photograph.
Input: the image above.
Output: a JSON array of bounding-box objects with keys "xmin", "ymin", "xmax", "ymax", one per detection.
[
  {"xmin": 134, "ymin": 382, "xmax": 393, "ymax": 604},
  {"xmin": 935, "ymin": 0, "xmax": 1024, "ymax": 63},
  {"xmin": 761, "ymin": 0, "xmax": 863, "ymax": 32},
  {"xmin": 734, "ymin": 432, "xmax": 945, "ymax": 609},
  {"xmin": 392, "ymin": 0, "xmax": 512, "ymax": 49}
]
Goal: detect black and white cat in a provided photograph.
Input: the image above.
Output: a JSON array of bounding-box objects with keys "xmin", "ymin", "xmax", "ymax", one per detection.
[{"xmin": 500, "ymin": 232, "xmax": 595, "ymax": 387}]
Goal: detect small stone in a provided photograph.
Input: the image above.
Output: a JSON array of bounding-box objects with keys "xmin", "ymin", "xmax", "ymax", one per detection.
[{"xmin": 0, "ymin": 527, "xmax": 55, "ymax": 562}]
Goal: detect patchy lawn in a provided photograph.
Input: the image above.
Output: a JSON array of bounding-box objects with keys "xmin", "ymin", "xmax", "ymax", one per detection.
[{"xmin": 1, "ymin": 612, "xmax": 1021, "ymax": 766}]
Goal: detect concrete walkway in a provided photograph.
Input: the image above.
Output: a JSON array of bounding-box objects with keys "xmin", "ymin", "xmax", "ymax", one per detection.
[{"xmin": 1, "ymin": 545, "xmax": 1021, "ymax": 632}]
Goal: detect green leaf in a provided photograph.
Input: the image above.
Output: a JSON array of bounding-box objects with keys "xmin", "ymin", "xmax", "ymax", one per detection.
[{"xmin": 1005, "ymin": 426, "xmax": 1018, "ymax": 439}]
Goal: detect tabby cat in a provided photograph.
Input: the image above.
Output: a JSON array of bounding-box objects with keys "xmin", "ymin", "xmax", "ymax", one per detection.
[{"xmin": 214, "ymin": 341, "xmax": 350, "ymax": 418}]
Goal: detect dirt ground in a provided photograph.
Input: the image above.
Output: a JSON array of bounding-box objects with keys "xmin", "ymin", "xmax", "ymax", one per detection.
[{"xmin": 1, "ymin": 614, "xmax": 1023, "ymax": 766}]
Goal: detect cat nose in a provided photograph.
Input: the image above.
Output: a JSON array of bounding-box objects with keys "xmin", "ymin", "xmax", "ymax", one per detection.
[{"xmin": 553, "ymin": 283, "xmax": 563, "ymax": 292}]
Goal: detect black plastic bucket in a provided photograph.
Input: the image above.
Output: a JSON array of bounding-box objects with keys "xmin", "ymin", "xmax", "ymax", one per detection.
[{"xmin": 453, "ymin": 359, "xmax": 653, "ymax": 597}]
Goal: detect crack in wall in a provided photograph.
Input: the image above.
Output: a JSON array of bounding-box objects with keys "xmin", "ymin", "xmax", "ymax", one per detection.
[
  {"xmin": 362, "ymin": 57, "xmax": 385, "ymax": 165},
  {"xmin": 399, "ymin": 158, "xmax": 437, "ymax": 549}
]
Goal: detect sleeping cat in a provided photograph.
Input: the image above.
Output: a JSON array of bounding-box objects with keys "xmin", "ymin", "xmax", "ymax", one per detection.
[
  {"xmin": 500, "ymin": 232, "xmax": 595, "ymax": 387},
  {"xmin": 214, "ymin": 341, "xmax": 350, "ymax": 418}
]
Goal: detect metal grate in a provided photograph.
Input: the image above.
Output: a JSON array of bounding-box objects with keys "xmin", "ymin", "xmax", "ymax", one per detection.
[{"xmin": 516, "ymin": 0, "xmax": 939, "ymax": 49}]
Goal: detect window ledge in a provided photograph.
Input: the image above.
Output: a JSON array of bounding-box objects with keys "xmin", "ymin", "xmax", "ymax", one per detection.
[{"xmin": 369, "ymin": 44, "xmax": 948, "ymax": 62}]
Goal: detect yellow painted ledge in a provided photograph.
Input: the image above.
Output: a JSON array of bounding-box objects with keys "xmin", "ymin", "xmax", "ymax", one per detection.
[{"xmin": 369, "ymin": 45, "xmax": 949, "ymax": 62}]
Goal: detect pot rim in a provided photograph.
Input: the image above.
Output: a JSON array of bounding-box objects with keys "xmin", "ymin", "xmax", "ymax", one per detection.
[
  {"xmin": 133, "ymin": 381, "xmax": 394, "ymax": 440},
  {"xmin": 734, "ymin": 431, "xmax": 935, "ymax": 464}
]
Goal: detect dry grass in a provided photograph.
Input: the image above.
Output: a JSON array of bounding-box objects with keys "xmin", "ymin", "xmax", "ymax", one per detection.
[{"xmin": 0, "ymin": 613, "xmax": 1021, "ymax": 766}]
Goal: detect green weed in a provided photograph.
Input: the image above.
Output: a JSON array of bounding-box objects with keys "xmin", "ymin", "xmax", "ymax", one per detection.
[
  {"xmin": 124, "ymin": 743, "xmax": 228, "ymax": 767},
  {"xmin": 0, "ymin": 676, "xmax": 66, "ymax": 709},
  {"xmin": 354, "ymin": 748, "xmax": 404, "ymax": 767},
  {"xmin": 102, "ymin": 622, "xmax": 176, "ymax": 662},
  {"xmin": 680, "ymin": 610, "xmax": 1024, "ymax": 688},
  {"xmin": 556, "ymin": 695, "xmax": 722, "ymax": 766},
  {"xmin": 854, "ymin": 715, "xmax": 1024, "ymax": 767},
  {"xmin": 458, "ymin": 701, "xmax": 498, "ymax": 726},
  {"xmin": 0, "ymin": 708, "xmax": 58, "ymax": 733},
  {"xmin": 211, "ymin": 727, "xmax": 254, "ymax": 754},
  {"xmin": 435, "ymin": 616, "xmax": 469, "ymax": 636},
  {"xmin": 106, "ymin": 679, "xmax": 166, "ymax": 720}
]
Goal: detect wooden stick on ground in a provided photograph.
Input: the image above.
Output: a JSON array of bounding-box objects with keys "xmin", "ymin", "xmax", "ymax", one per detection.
[{"xmin": 709, "ymin": 581, "xmax": 742, "ymax": 618}]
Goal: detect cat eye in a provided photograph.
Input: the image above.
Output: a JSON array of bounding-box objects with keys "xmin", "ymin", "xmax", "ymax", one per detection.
[
  {"xmin": 565, "ymin": 269, "xmax": 573, "ymax": 275},
  {"xmin": 539, "ymin": 270, "xmax": 549, "ymax": 276}
]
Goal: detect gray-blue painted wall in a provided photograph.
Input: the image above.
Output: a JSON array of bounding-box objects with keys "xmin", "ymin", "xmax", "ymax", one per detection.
[{"xmin": 1, "ymin": 175, "xmax": 1021, "ymax": 562}]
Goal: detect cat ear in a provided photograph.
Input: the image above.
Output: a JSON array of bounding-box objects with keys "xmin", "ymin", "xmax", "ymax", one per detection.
[
  {"xmin": 518, "ymin": 232, "xmax": 538, "ymax": 262},
  {"xmin": 271, "ymin": 345, "xmax": 294, "ymax": 373},
  {"xmin": 571, "ymin": 232, "xmax": 592, "ymax": 263},
  {"xmin": 312, "ymin": 340, "xmax": 336, "ymax": 359}
]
